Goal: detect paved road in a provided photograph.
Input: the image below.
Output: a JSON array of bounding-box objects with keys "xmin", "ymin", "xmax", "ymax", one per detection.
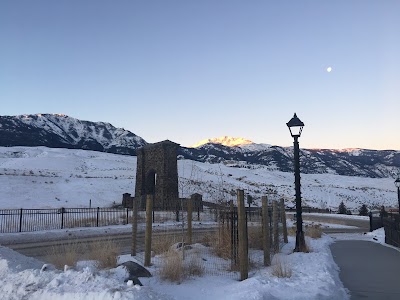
[
  {"xmin": 331, "ymin": 240, "xmax": 400, "ymax": 300},
  {"xmin": 5, "ymin": 227, "xmax": 216, "ymax": 261}
]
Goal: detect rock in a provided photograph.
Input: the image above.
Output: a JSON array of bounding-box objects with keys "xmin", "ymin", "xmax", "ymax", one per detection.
[{"xmin": 119, "ymin": 261, "xmax": 152, "ymax": 278}]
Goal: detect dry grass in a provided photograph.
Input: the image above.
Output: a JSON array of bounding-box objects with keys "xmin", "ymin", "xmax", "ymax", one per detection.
[
  {"xmin": 305, "ymin": 224, "xmax": 322, "ymax": 239},
  {"xmin": 159, "ymin": 250, "xmax": 185, "ymax": 283},
  {"xmin": 46, "ymin": 241, "xmax": 83, "ymax": 269},
  {"xmin": 186, "ymin": 254, "xmax": 204, "ymax": 277},
  {"xmin": 159, "ymin": 250, "xmax": 204, "ymax": 283},
  {"xmin": 86, "ymin": 240, "xmax": 119, "ymax": 269},
  {"xmin": 213, "ymin": 225, "xmax": 232, "ymax": 259},
  {"xmin": 271, "ymin": 255, "xmax": 292, "ymax": 278},
  {"xmin": 45, "ymin": 239, "xmax": 119, "ymax": 270},
  {"xmin": 152, "ymin": 235, "xmax": 180, "ymax": 255},
  {"xmin": 288, "ymin": 226, "xmax": 296, "ymax": 236},
  {"xmin": 247, "ymin": 225, "xmax": 263, "ymax": 250}
]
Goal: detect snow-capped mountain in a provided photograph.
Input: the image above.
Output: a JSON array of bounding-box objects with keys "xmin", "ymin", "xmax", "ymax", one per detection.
[
  {"xmin": 191, "ymin": 136, "xmax": 254, "ymax": 148},
  {"xmin": 0, "ymin": 114, "xmax": 147, "ymax": 155},
  {"xmin": 1, "ymin": 114, "xmax": 399, "ymax": 179},
  {"xmin": 181, "ymin": 139, "xmax": 400, "ymax": 179}
]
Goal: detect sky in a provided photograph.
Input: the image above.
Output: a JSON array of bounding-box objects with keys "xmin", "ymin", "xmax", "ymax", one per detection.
[{"xmin": 1, "ymin": 0, "xmax": 399, "ymax": 150}]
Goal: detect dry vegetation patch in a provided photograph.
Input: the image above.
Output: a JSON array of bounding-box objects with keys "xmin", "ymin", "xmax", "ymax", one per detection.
[
  {"xmin": 271, "ymin": 255, "xmax": 292, "ymax": 278},
  {"xmin": 46, "ymin": 239, "xmax": 119, "ymax": 270}
]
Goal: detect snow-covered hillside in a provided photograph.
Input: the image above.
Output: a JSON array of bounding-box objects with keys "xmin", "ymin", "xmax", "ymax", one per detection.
[
  {"xmin": 0, "ymin": 146, "xmax": 397, "ymax": 210},
  {"xmin": 0, "ymin": 114, "xmax": 147, "ymax": 155}
]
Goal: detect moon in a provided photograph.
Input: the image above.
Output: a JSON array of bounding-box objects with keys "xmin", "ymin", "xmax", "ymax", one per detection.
[{"xmin": 326, "ymin": 67, "xmax": 332, "ymax": 73}]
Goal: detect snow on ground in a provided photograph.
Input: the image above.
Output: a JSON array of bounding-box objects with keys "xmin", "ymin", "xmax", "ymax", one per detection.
[
  {"xmin": 0, "ymin": 146, "xmax": 397, "ymax": 210},
  {"xmin": 1, "ymin": 233, "xmax": 349, "ymax": 300}
]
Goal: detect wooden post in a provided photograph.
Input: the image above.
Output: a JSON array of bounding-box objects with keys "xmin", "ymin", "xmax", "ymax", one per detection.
[
  {"xmin": 280, "ymin": 198, "xmax": 288, "ymax": 243},
  {"xmin": 131, "ymin": 197, "xmax": 138, "ymax": 256},
  {"xmin": 187, "ymin": 198, "xmax": 193, "ymax": 244},
  {"xmin": 144, "ymin": 195, "xmax": 153, "ymax": 266},
  {"xmin": 237, "ymin": 189, "xmax": 248, "ymax": 281},
  {"xmin": 262, "ymin": 196, "xmax": 271, "ymax": 266},
  {"xmin": 273, "ymin": 200, "xmax": 279, "ymax": 253}
]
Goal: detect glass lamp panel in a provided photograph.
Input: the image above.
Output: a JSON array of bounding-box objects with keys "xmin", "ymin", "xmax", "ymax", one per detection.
[
  {"xmin": 395, "ymin": 178, "xmax": 400, "ymax": 188},
  {"xmin": 289, "ymin": 125, "xmax": 303, "ymax": 137}
]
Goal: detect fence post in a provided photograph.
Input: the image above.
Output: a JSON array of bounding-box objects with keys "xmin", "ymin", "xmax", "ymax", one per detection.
[
  {"xmin": 96, "ymin": 207, "xmax": 100, "ymax": 227},
  {"xmin": 273, "ymin": 201, "xmax": 279, "ymax": 252},
  {"xmin": 61, "ymin": 207, "xmax": 65, "ymax": 229},
  {"xmin": 280, "ymin": 198, "xmax": 288, "ymax": 243},
  {"xmin": 131, "ymin": 197, "xmax": 138, "ymax": 256},
  {"xmin": 19, "ymin": 208, "xmax": 23, "ymax": 232},
  {"xmin": 237, "ymin": 189, "xmax": 248, "ymax": 281},
  {"xmin": 369, "ymin": 212, "xmax": 373, "ymax": 232},
  {"xmin": 262, "ymin": 196, "xmax": 271, "ymax": 266},
  {"xmin": 144, "ymin": 194, "xmax": 153, "ymax": 267},
  {"xmin": 187, "ymin": 198, "xmax": 193, "ymax": 245}
]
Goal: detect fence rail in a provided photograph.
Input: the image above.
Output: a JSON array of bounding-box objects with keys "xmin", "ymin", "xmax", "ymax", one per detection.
[{"xmin": 0, "ymin": 207, "xmax": 132, "ymax": 233}]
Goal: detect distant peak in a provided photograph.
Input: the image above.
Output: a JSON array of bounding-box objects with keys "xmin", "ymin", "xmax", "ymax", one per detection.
[{"xmin": 191, "ymin": 136, "xmax": 254, "ymax": 148}]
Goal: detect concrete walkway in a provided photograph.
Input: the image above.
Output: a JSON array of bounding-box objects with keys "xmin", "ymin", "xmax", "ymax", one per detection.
[{"xmin": 330, "ymin": 240, "xmax": 400, "ymax": 300}]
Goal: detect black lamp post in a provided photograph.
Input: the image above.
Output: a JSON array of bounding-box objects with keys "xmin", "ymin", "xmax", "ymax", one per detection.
[
  {"xmin": 395, "ymin": 177, "xmax": 400, "ymax": 212},
  {"xmin": 287, "ymin": 113, "xmax": 306, "ymax": 252}
]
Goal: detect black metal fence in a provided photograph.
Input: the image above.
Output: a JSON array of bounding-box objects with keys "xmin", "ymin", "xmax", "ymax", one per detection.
[
  {"xmin": 0, "ymin": 207, "xmax": 132, "ymax": 233},
  {"xmin": 382, "ymin": 213, "xmax": 400, "ymax": 248}
]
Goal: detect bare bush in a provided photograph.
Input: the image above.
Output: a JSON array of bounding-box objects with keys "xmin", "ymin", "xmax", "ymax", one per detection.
[
  {"xmin": 152, "ymin": 235, "xmax": 179, "ymax": 255},
  {"xmin": 287, "ymin": 226, "xmax": 296, "ymax": 236},
  {"xmin": 271, "ymin": 255, "xmax": 292, "ymax": 278},
  {"xmin": 248, "ymin": 225, "xmax": 263, "ymax": 250},
  {"xmin": 213, "ymin": 224, "xmax": 232, "ymax": 259},
  {"xmin": 159, "ymin": 250, "xmax": 185, "ymax": 283},
  {"xmin": 45, "ymin": 239, "xmax": 119, "ymax": 270},
  {"xmin": 86, "ymin": 239, "xmax": 119, "ymax": 269},
  {"xmin": 46, "ymin": 242, "xmax": 83, "ymax": 269},
  {"xmin": 305, "ymin": 224, "xmax": 322, "ymax": 239},
  {"xmin": 186, "ymin": 255, "xmax": 204, "ymax": 277}
]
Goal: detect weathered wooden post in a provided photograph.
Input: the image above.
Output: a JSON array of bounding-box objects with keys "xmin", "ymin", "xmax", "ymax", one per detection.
[
  {"xmin": 237, "ymin": 189, "xmax": 248, "ymax": 281},
  {"xmin": 144, "ymin": 194, "xmax": 153, "ymax": 266},
  {"xmin": 262, "ymin": 196, "xmax": 271, "ymax": 266},
  {"xmin": 280, "ymin": 198, "xmax": 288, "ymax": 243},
  {"xmin": 273, "ymin": 200, "xmax": 279, "ymax": 253},
  {"xmin": 187, "ymin": 197, "xmax": 193, "ymax": 244},
  {"xmin": 131, "ymin": 196, "xmax": 138, "ymax": 256}
]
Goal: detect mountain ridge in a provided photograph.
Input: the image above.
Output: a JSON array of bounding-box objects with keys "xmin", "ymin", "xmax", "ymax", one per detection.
[{"xmin": 1, "ymin": 114, "xmax": 399, "ymax": 179}]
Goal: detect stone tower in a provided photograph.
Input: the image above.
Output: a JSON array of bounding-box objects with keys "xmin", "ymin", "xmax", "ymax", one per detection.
[{"xmin": 134, "ymin": 140, "xmax": 179, "ymax": 210}]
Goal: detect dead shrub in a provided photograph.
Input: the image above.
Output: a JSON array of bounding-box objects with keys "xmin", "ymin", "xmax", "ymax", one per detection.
[
  {"xmin": 247, "ymin": 226, "xmax": 263, "ymax": 250},
  {"xmin": 86, "ymin": 239, "xmax": 119, "ymax": 269},
  {"xmin": 45, "ymin": 239, "xmax": 119, "ymax": 270},
  {"xmin": 152, "ymin": 235, "xmax": 179, "ymax": 255},
  {"xmin": 186, "ymin": 255, "xmax": 204, "ymax": 277},
  {"xmin": 213, "ymin": 224, "xmax": 232, "ymax": 259},
  {"xmin": 45, "ymin": 241, "xmax": 83, "ymax": 269},
  {"xmin": 271, "ymin": 255, "xmax": 292, "ymax": 278},
  {"xmin": 287, "ymin": 226, "xmax": 296, "ymax": 236},
  {"xmin": 305, "ymin": 224, "xmax": 322, "ymax": 239},
  {"xmin": 159, "ymin": 250, "xmax": 185, "ymax": 283}
]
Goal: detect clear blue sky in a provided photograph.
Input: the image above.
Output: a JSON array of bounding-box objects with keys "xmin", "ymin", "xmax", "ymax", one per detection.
[{"xmin": 1, "ymin": 1, "xmax": 399, "ymax": 150}]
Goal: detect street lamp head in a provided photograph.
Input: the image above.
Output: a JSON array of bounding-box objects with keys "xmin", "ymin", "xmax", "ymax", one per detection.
[
  {"xmin": 395, "ymin": 177, "xmax": 400, "ymax": 188},
  {"xmin": 287, "ymin": 113, "xmax": 304, "ymax": 138}
]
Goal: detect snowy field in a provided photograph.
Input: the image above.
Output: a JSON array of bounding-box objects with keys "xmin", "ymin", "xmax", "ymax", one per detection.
[
  {"xmin": 1, "ymin": 223, "xmax": 389, "ymax": 300},
  {"xmin": 0, "ymin": 146, "xmax": 397, "ymax": 210},
  {"xmin": 0, "ymin": 230, "xmax": 353, "ymax": 300}
]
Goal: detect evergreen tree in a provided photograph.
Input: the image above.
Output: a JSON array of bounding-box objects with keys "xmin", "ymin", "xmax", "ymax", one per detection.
[
  {"xmin": 338, "ymin": 201, "xmax": 347, "ymax": 214},
  {"xmin": 359, "ymin": 204, "xmax": 369, "ymax": 216}
]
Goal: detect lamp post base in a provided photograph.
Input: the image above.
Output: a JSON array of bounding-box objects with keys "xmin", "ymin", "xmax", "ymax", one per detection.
[{"xmin": 294, "ymin": 230, "xmax": 306, "ymax": 252}]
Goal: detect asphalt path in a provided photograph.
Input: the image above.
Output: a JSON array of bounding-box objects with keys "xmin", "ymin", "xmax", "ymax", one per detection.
[
  {"xmin": 4, "ymin": 227, "xmax": 216, "ymax": 261},
  {"xmin": 331, "ymin": 240, "xmax": 400, "ymax": 300},
  {"xmin": 2, "ymin": 214, "xmax": 369, "ymax": 262}
]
